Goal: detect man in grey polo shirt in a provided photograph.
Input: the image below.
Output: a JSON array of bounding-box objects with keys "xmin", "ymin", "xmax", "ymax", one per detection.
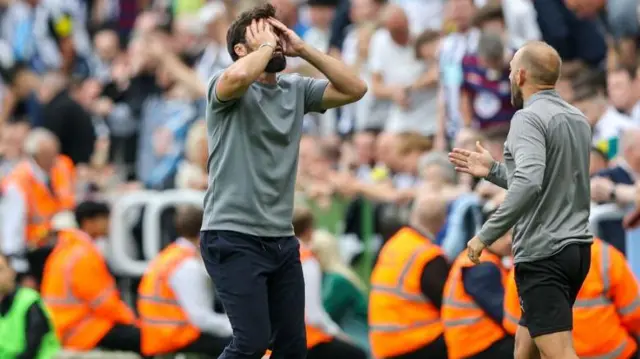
[
  {"xmin": 200, "ymin": 4, "xmax": 366, "ymax": 359},
  {"xmin": 449, "ymin": 41, "xmax": 592, "ymax": 359}
]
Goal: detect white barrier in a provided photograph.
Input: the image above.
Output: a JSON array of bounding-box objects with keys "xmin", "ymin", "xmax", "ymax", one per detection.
[
  {"xmin": 142, "ymin": 189, "xmax": 204, "ymax": 260},
  {"xmin": 589, "ymin": 203, "xmax": 627, "ymax": 238}
]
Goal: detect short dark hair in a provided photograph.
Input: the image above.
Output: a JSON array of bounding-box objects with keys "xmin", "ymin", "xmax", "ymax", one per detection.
[
  {"xmin": 609, "ymin": 65, "xmax": 637, "ymax": 81},
  {"xmin": 292, "ymin": 206, "xmax": 314, "ymax": 237},
  {"xmin": 226, "ymin": 3, "xmax": 278, "ymax": 61},
  {"xmin": 472, "ymin": 3, "xmax": 504, "ymax": 28},
  {"xmin": 175, "ymin": 205, "xmax": 204, "ymax": 239},
  {"xmin": 414, "ymin": 30, "xmax": 440, "ymax": 58},
  {"xmin": 75, "ymin": 201, "xmax": 110, "ymax": 227}
]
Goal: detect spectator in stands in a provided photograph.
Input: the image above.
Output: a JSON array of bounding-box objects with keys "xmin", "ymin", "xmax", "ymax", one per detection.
[
  {"xmin": 572, "ymin": 82, "xmax": 636, "ymax": 160},
  {"xmin": 294, "ymin": 204, "xmax": 368, "ymax": 359},
  {"xmin": 304, "ymin": 0, "xmax": 340, "ymax": 53},
  {"xmin": 369, "ymin": 190, "xmax": 450, "ymax": 359},
  {"xmin": 460, "ymin": 31, "xmax": 515, "ymax": 137},
  {"xmin": 0, "ymin": 119, "xmax": 29, "ymax": 177},
  {"xmin": 195, "ymin": 1, "xmax": 232, "ymax": 85},
  {"xmin": 564, "ymin": 0, "xmax": 639, "ymax": 66},
  {"xmin": 39, "ymin": 72, "xmax": 96, "ymax": 166},
  {"xmin": 608, "ymin": 66, "xmax": 639, "ymax": 120},
  {"xmin": 504, "ymin": 238, "xmax": 640, "ymax": 358},
  {"xmin": 532, "ymin": 0, "xmax": 606, "ymax": 72},
  {"xmin": 41, "ymin": 200, "xmax": 141, "ymax": 353},
  {"xmin": 175, "ymin": 119, "xmax": 208, "ymax": 190},
  {"xmin": 437, "ymin": 0, "xmax": 478, "ymax": 144},
  {"xmin": 0, "ymin": 61, "xmax": 43, "ymax": 126},
  {"xmin": 91, "ymin": 29, "xmax": 121, "ymax": 83},
  {"xmin": 591, "ymin": 128, "xmax": 640, "ymax": 205},
  {"xmin": 499, "ymin": 0, "xmax": 541, "ymax": 49},
  {"xmin": 339, "ymin": 0, "xmax": 380, "ymax": 132},
  {"xmin": 1, "ymin": 128, "xmax": 75, "ymax": 282},
  {"xmin": 0, "ymin": 252, "xmax": 60, "ymax": 359},
  {"xmin": 442, "ymin": 229, "xmax": 514, "ymax": 359},
  {"xmin": 138, "ymin": 205, "xmax": 231, "ymax": 357},
  {"xmin": 370, "ymin": 5, "xmax": 437, "ymax": 136},
  {"xmin": 311, "ymin": 230, "xmax": 369, "ymax": 352}
]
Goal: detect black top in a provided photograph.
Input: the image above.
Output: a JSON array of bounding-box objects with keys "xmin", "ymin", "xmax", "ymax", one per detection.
[{"xmin": 0, "ymin": 287, "xmax": 51, "ymax": 359}]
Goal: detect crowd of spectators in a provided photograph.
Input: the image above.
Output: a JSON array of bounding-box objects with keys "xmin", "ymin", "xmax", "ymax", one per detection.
[{"xmin": 0, "ymin": 0, "xmax": 640, "ymax": 356}]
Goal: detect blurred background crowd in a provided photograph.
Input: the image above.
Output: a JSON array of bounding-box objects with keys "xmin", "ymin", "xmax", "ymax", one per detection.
[{"xmin": 1, "ymin": 0, "xmax": 640, "ymax": 357}]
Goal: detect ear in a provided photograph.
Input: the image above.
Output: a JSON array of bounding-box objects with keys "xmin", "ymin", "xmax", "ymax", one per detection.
[
  {"xmin": 517, "ymin": 68, "xmax": 526, "ymax": 87},
  {"xmin": 234, "ymin": 43, "xmax": 248, "ymax": 58}
]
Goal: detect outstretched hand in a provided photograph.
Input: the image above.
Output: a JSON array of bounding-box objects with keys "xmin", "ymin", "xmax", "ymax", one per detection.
[
  {"xmin": 267, "ymin": 17, "xmax": 306, "ymax": 57},
  {"xmin": 448, "ymin": 141, "xmax": 495, "ymax": 178}
]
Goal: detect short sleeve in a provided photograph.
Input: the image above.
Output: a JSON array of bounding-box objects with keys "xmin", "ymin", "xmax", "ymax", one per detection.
[
  {"xmin": 207, "ymin": 70, "xmax": 237, "ymax": 111},
  {"xmin": 299, "ymin": 76, "xmax": 329, "ymax": 114}
]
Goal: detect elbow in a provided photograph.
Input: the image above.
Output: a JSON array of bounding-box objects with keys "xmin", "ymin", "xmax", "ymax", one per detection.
[
  {"xmin": 222, "ymin": 68, "xmax": 251, "ymax": 89},
  {"xmin": 352, "ymin": 80, "xmax": 368, "ymax": 101}
]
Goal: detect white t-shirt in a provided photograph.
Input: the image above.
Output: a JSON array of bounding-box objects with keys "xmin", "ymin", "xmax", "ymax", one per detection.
[
  {"xmin": 593, "ymin": 106, "xmax": 636, "ymax": 144},
  {"xmin": 369, "ymin": 29, "xmax": 438, "ymax": 135},
  {"xmin": 339, "ymin": 27, "xmax": 380, "ymax": 131},
  {"xmin": 392, "ymin": 0, "xmax": 443, "ymax": 35}
]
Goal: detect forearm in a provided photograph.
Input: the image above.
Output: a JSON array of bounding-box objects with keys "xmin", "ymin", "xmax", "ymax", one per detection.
[
  {"xmin": 300, "ymin": 44, "xmax": 365, "ymax": 97},
  {"xmin": 413, "ymin": 66, "xmax": 439, "ymax": 90},
  {"xmin": 614, "ymin": 184, "xmax": 636, "ymax": 206},
  {"xmin": 162, "ymin": 53, "xmax": 206, "ymax": 98},
  {"xmin": 485, "ymin": 161, "xmax": 509, "ymax": 189},
  {"xmin": 371, "ymin": 77, "xmax": 396, "ymax": 100},
  {"xmin": 221, "ymin": 45, "xmax": 274, "ymax": 93}
]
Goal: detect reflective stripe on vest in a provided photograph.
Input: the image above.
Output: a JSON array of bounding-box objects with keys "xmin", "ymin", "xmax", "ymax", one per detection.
[
  {"xmin": 43, "ymin": 243, "xmax": 116, "ymax": 343},
  {"xmin": 574, "ymin": 244, "xmax": 640, "ymax": 317},
  {"xmin": 138, "ymin": 246, "xmax": 194, "ymax": 327},
  {"xmin": 572, "ymin": 243, "xmax": 638, "ymax": 359},
  {"xmin": 370, "ymin": 245, "xmax": 433, "ymax": 332}
]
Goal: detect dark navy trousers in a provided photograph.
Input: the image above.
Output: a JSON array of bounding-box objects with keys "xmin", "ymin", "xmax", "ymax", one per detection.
[{"xmin": 201, "ymin": 230, "xmax": 307, "ymax": 359}]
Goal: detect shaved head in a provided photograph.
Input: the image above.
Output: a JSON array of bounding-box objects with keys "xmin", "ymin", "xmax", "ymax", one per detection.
[
  {"xmin": 516, "ymin": 41, "xmax": 562, "ymax": 86},
  {"xmin": 509, "ymin": 41, "xmax": 562, "ymax": 108}
]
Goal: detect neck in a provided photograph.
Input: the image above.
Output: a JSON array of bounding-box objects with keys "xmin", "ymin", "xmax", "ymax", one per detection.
[
  {"xmin": 521, "ymin": 85, "xmax": 555, "ymax": 105},
  {"xmin": 408, "ymin": 218, "xmax": 438, "ymax": 240},
  {"xmin": 257, "ymin": 73, "xmax": 278, "ymax": 85}
]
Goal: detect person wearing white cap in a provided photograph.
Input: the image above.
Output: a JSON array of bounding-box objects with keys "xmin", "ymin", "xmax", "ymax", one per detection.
[{"xmin": 195, "ymin": 1, "xmax": 233, "ymax": 84}]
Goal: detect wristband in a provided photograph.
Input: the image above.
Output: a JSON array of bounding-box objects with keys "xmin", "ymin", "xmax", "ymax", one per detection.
[{"xmin": 259, "ymin": 43, "xmax": 275, "ymax": 51}]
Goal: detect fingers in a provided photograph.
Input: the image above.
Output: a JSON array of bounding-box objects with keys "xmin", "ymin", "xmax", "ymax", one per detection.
[
  {"xmin": 267, "ymin": 17, "xmax": 288, "ymax": 31},
  {"xmin": 467, "ymin": 250, "xmax": 480, "ymax": 264},
  {"xmin": 450, "ymin": 148, "xmax": 471, "ymax": 157},
  {"xmin": 454, "ymin": 167, "xmax": 471, "ymax": 174},
  {"xmin": 475, "ymin": 141, "xmax": 487, "ymax": 153}
]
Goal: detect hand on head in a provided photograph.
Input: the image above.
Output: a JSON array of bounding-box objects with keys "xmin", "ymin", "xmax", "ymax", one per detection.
[{"xmin": 245, "ymin": 18, "xmax": 278, "ymax": 51}]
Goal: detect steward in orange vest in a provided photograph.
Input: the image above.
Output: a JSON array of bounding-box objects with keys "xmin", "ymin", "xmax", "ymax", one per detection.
[
  {"xmin": 40, "ymin": 202, "xmax": 141, "ymax": 353},
  {"xmin": 504, "ymin": 238, "xmax": 640, "ymax": 359},
  {"xmin": 369, "ymin": 225, "xmax": 449, "ymax": 359},
  {"xmin": 138, "ymin": 205, "xmax": 231, "ymax": 356},
  {"xmin": 2, "ymin": 150, "xmax": 75, "ymax": 250},
  {"xmin": 293, "ymin": 205, "xmax": 369, "ymax": 359},
  {"xmin": 442, "ymin": 232, "xmax": 513, "ymax": 359}
]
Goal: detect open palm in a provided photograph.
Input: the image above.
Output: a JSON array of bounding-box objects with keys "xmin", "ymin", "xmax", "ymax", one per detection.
[{"xmin": 448, "ymin": 141, "xmax": 495, "ymax": 178}]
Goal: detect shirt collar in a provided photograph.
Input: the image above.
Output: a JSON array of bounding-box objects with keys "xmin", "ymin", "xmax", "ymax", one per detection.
[
  {"xmin": 28, "ymin": 158, "xmax": 49, "ymax": 183},
  {"xmin": 524, "ymin": 89, "xmax": 560, "ymax": 108}
]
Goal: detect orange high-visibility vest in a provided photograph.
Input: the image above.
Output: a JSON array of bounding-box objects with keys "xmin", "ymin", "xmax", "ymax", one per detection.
[
  {"xmin": 300, "ymin": 244, "xmax": 334, "ymax": 349},
  {"xmin": 369, "ymin": 227, "xmax": 445, "ymax": 359},
  {"xmin": 138, "ymin": 242, "xmax": 201, "ymax": 355},
  {"xmin": 41, "ymin": 229, "xmax": 136, "ymax": 350},
  {"xmin": 442, "ymin": 249, "xmax": 507, "ymax": 359},
  {"xmin": 504, "ymin": 239, "xmax": 640, "ymax": 359},
  {"xmin": 2, "ymin": 156, "xmax": 75, "ymax": 248}
]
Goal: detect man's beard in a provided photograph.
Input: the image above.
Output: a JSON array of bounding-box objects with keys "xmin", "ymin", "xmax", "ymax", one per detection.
[
  {"xmin": 265, "ymin": 53, "xmax": 287, "ymax": 73},
  {"xmin": 511, "ymin": 81, "xmax": 524, "ymax": 109}
]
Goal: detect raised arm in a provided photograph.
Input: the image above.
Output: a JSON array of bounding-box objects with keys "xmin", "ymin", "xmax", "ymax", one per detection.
[
  {"xmin": 268, "ymin": 18, "xmax": 367, "ymax": 109},
  {"xmin": 216, "ymin": 19, "xmax": 279, "ymax": 102}
]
